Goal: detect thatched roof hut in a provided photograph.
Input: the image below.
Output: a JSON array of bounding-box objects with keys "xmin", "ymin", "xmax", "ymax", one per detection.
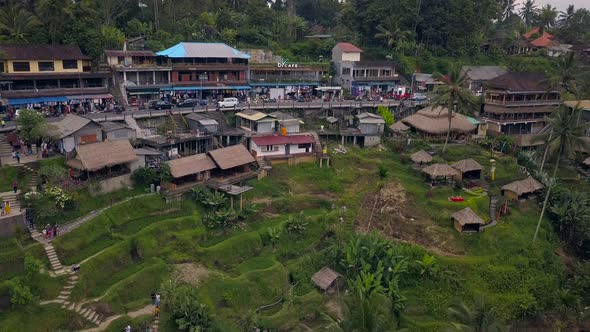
[
  {"xmin": 422, "ymin": 163, "xmax": 460, "ymax": 179},
  {"xmin": 401, "ymin": 106, "xmax": 476, "ymax": 136},
  {"xmin": 411, "ymin": 150, "xmax": 433, "ymax": 164},
  {"xmin": 66, "ymin": 140, "xmax": 137, "ymax": 172},
  {"xmin": 451, "ymin": 159, "xmax": 483, "ymax": 179},
  {"xmin": 311, "ymin": 267, "xmax": 342, "ymax": 292},
  {"xmin": 168, "ymin": 154, "xmax": 216, "ymax": 179},
  {"xmin": 208, "ymin": 144, "xmax": 256, "ymax": 170},
  {"xmin": 451, "ymin": 207, "xmax": 484, "ymax": 233},
  {"xmin": 583, "ymin": 157, "xmax": 590, "ymax": 166},
  {"xmin": 501, "ymin": 177, "xmax": 544, "ymax": 200},
  {"xmin": 390, "ymin": 121, "xmax": 409, "ymax": 133}
]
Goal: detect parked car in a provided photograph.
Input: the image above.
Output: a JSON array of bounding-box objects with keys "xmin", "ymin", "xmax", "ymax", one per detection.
[
  {"xmin": 217, "ymin": 97, "xmax": 239, "ymax": 108},
  {"xmin": 411, "ymin": 93, "xmax": 428, "ymax": 101},
  {"xmin": 149, "ymin": 101, "xmax": 173, "ymax": 110},
  {"xmin": 177, "ymin": 99, "xmax": 197, "ymax": 108}
]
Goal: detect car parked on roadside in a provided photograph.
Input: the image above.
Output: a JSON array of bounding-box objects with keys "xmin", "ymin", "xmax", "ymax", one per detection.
[
  {"xmin": 217, "ymin": 97, "xmax": 239, "ymax": 108},
  {"xmin": 411, "ymin": 93, "xmax": 429, "ymax": 101},
  {"xmin": 149, "ymin": 100, "xmax": 173, "ymax": 110},
  {"xmin": 177, "ymin": 99, "xmax": 198, "ymax": 108}
]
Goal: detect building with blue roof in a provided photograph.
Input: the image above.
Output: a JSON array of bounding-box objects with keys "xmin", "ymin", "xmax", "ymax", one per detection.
[{"xmin": 155, "ymin": 42, "xmax": 251, "ymax": 100}]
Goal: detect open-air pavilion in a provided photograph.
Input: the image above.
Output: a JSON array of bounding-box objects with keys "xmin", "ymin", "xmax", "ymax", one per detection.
[{"xmin": 421, "ymin": 163, "xmax": 460, "ymax": 185}]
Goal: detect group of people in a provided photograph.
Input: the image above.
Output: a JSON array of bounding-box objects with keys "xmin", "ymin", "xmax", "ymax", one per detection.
[
  {"xmin": 151, "ymin": 291, "xmax": 161, "ymax": 317},
  {"xmin": 41, "ymin": 224, "xmax": 59, "ymax": 239},
  {"xmin": 0, "ymin": 201, "xmax": 12, "ymax": 216}
]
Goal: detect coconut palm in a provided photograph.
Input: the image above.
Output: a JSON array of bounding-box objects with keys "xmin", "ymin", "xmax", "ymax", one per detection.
[
  {"xmin": 375, "ymin": 17, "xmax": 412, "ymax": 54},
  {"xmin": 519, "ymin": 0, "xmax": 538, "ymax": 27},
  {"xmin": 447, "ymin": 298, "xmax": 509, "ymax": 332},
  {"xmin": 431, "ymin": 64, "xmax": 479, "ymax": 153},
  {"xmin": 533, "ymin": 106, "xmax": 590, "ymax": 243},
  {"xmin": 500, "ymin": 0, "xmax": 516, "ymax": 21},
  {"xmin": 558, "ymin": 5, "xmax": 576, "ymax": 28},
  {"xmin": 0, "ymin": 2, "xmax": 39, "ymax": 42},
  {"xmin": 537, "ymin": 4, "xmax": 558, "ymax": 32}
]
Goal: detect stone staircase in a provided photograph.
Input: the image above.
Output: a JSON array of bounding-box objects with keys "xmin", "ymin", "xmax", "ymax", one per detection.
[
  {"xmin": 0, "ymin": 190, "xmax": 21, "ymax": 212},
  {"xmin": 125, "ymin": 116, "xmax": 151, "ymax": 139},
  {"xmin": 20, "ymin": 163, "xmax": 39, "ymax": 191},
  {"xmin": 36, "ymin": 240, "xmax": 104, "ymax": 325},
  {"xmin": 481, "ymin": 195, "xmax": 499, "ymax": 230},
  {"xmin": 169, "ymin": 113, "xmax": 189, "ymax": 135},
  {"xmin": 309, "ymin": 132, "xmax": 323, "ymax": 155},
  {"xmin": 0, "ymin": 133, "xmax": 13, "ymax": 158},
  {"xmin": 239, "ymin": 135, "xmax": 247, "ymax": 146}
]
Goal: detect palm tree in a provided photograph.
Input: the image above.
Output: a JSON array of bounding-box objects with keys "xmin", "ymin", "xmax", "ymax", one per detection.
[
  {"xmin": 532, "ymin": 106, "xmax": 590, "ymax": 243},
  {"xmin": 519, "ymin": 0, "xmax": 538, "ymax": 27},
  {"xmin": 431, "ymin": 64, "xmax": 479, "ymax": 153},
  {"xmin": 322, "ymin": 293, "xmax": 397, "ymax": 332},
  {"xmin": 375, "ymin": 17, "xmax": 412, "ymax": 55},
  {"xmin": 0, "ymin": 2, "xmax": 39, "ymax": 42},
  {"xmin": 558, "ymin": 5, "xmax": 575, "ymax": 28},
  {"xmin": 500, "ymin": 0, "xmax": 516, "ymax": 21},
  {"xmin": 447, "ymin": 298, "xmax": 509, "ymax": 332},
  {"xmin": 537, "ymin": 4, "xmax": 558, "ymax": 33}
]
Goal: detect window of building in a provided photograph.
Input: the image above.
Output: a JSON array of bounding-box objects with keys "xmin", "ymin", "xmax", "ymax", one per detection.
[
  {"xmin": 13, "ymin": 62, "xmax": 30, "ymax": 72},
  {"xmin": 63, "ymin": 60, "xmax": 78, "ymax": 70},
  {"xmin": 0, "ymin": 62, "xmax": 4, "ymax": 73},
  {"xmin": 367, "ymin": 69, "xmax": 379, "ymax": 77},
  {"xmin": 38, "ymin": 61, "xmax": 55, "ymax": 72},
  {"xmin": 263, "ymin": 145, "xmax": 279, "ymax": 152},
  {"xmin": 342, "ymin": 67, "xmax": 351, "ymax": 75}
]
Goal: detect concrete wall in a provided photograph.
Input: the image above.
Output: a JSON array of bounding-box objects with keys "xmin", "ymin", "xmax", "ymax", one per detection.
[
  {"xmin": 0, "ymin": 214, "xmax": 26, "ymax": 238},
  {"xmin": 105, "ymin": 128, "xmax": 136, "ymax": 141},
  {"xmin": 364, "ymin": 136, "xmax": 381, "ymax": 147},
  {"xmin": 252, "ymin": 141, "xmax": 311, "ymax": 157},
  {"xmin": 4, "ymin": 59, "xmax": 88, "ymax": 74},
  {"xmin": 89, "ymin": 173, "xmax": 133, "ymax": 195},
  {"xmin": 358, "ymin": 123, "xmax": 383, "ymax": 135},
  {"xmin": 257, "ymin": 121, "xmax": 275, "ymax": 134},
  {"xmin": 284, "ymin": 124, "xmax": 299, "ymax": 134}
]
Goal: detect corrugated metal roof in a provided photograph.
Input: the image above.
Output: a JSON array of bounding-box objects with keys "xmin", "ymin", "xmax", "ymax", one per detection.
[
  {"xmin": 462, "ymin": 66, "xmax": 507, "ymax": 82},
  {"xmin": 236, "ymin": 110, "xmax": 274, "ymax": 121},
  {"xmin": 156, "ymin": 42, "xmax": 250, "ymax": 59}
]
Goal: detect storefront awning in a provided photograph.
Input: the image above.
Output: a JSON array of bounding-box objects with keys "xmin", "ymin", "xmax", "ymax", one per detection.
[
  {"xmin": 161, "ymin": 86, "xmax": 251, "ymax": 91},
  {"xmin": 315, "ymin": 86, "xmax": 342, "ymax": 91},
  {"xmin": 250, "ymin": 82, "xmax": 319, "ymax": 87},
  {"xmin": 8, "ymin": 96, "xmax": 68, "ymax": 106},
  {"xmin": 67, "ymin": 94, "xmax": 113, "ymax": 100}
]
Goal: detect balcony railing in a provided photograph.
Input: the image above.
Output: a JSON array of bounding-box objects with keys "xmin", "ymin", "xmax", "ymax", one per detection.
[{"xmin": 485, "ymin": 99, "xmax": 561, "ymax": 106}]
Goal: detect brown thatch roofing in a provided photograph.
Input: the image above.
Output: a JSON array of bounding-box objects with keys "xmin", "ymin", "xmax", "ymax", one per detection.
[
  {"xmin": 401, "ymin": 106, "xmax": 476, "ymax": 135},
  {"xmin": 208, "ymin": 144, "xmax": 256, "ymax": 170},
  {"xmin": 422, "ymin": 163, "xmax": 460, "ymax": 178},
  {"xmin": 311, "ymin": 267, "xmax": 342, "ymax": 291},
  {"xmin": 66, "ymin": 140, "xmax": 137, "ymax": 171},
  {"xmin": 411, "ymin": 150, "xmax": 433, "ymax": 164},
  {"xmin": 452, "ymin": 207, "xmax": 484, "ymax": 226},
  {"xmin": 390, "ymin": 121, "xmax": 409, "ymax": 133},
  {"xmin": 584, "ymin": 157, "xmax": 590, "ymax": 166},
  {"xmin": 501, "ymin": 177, "xmax": 544, "ymax": 196},
  {"xmin": 168, "ymin": 153, "xmax": 216, "ymax": 179},
  {"xmin": 451, "ymin": 159, "xmax": 483, "ymax": 173},
  {"xmin": 486, "ymin": 72, "xmax": 555, "ymax": 92}
]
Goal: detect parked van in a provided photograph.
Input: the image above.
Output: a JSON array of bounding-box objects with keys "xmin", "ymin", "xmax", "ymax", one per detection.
[{"xmin": 217, "ymin": 98, "xmax": 239, "ymax": 108}]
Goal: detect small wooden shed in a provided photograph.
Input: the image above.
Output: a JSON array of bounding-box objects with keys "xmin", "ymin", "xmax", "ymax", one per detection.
[
  {"xmin": 451, "ymin": 207, "xmax": 484, "ymax": 233},
  {"xmin": 311, "ymin": 267, "xmax": 342, "ymax": 293},
  {"xmin": 501, "ymin": 177, "xmax": 544, "ymax": 201},
  {"xmin": 451, "ymin": 158, "xmax": 483, "ymax": 180},
  {"xmin": 411, "ymin": 150, "xmax": 433, "ymax": 165}
]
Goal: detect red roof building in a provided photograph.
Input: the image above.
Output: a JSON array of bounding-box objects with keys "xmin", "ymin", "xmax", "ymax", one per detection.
[
  {"xmin": 252, "ymin": 135, "xmax": 315, "ymax": 146},
  {"xmin": 522, "ymin": 27, "xmax": 554, "ymax": 40},
  {"xmin": 333, "ymin": 42, "xmax": 363, "ymax": 53},
  {"xmin": 250, "ymin": 134, "xmax": 316, "ymax": 158}
]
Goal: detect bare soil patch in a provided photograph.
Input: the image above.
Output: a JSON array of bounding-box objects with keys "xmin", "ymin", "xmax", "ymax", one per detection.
[
  {"xmin": 356, "ymin": 182, "xmax": 464, "ymax": 256},
  {"xmin": 173, "ymin": 263, "xmax": 214, "ymax": 286}
]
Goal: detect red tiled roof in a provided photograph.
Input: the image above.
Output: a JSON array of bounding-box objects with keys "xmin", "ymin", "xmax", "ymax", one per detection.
[
  {"xmin": 530, "ymin": 35, "xmax": 556, "ymax": 48},
  {"xmin": 335, "ymin": 42, "xmax": 363, "ymax": 53},
  {"xmin": 523, "ymin": 27, "xmax": 554, "ymax": 40},
  {"xmin": 252, "ymin": 135, "xmax": 315, "ymax": 146}
]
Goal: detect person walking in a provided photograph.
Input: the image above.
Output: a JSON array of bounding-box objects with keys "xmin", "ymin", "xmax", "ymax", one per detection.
[
  {"xmin": 42, "ymin": 228, "xmax": 47, "ymax": 239},
  {"xmin": 12, "ymin": 180, "xmax": 17, "ymax": 193},
  {"xmin": 5, "ymin": 201, "xmax": 10, "ymax": 215},
  {"xmin": 151, "ymin": 291, "xmax": 156, "ymax": 305},
  {"xmin": 155, "ymin": 293, "xmax": 160, "ymax": 306},
  {"xmin": 1, "ymin": 119, "xmax": 5, "ymax": 128},
  {"xmin": 15, "ymin": 151, "xmax": 20, "ymax": 164}
]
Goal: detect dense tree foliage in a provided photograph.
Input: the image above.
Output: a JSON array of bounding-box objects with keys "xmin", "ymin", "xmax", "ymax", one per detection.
[{"xmin": 0, "ymin": 0, "xmax": 588, "ymax": 64}]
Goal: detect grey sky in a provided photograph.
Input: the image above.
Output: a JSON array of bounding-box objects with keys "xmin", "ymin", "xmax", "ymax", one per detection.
[{"xmin": 516, "ymin": 0, "xmax": 590, "ymax": 11}]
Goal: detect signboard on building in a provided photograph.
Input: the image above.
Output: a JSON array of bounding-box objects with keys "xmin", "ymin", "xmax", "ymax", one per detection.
[{"xmin": 278, "ymin": 59, "xmax": 298, "ymax": 68}]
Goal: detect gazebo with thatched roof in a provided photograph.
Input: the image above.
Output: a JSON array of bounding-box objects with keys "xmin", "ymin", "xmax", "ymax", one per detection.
[
  {"xmin": 311, "ymin": 267, "xmax": 342, "ymax": 293},
  {"xmin": 389, "ymin": 121, "xmax": 409, "ymax": 135},
  {"xmin": 583, "ymin": 157, "xmax": 590, "ymax": 167},
  {"xmin": 451, "ymin": 158, "xmax": 483, "ymax": 180},
  {"xmin": 451, "ymin": 207, "xmax": 485, "ymax": 233},
  {"xmin": 401, "ymin": 106, "xmax": 476, "ymax": 138},
  {"xmin": 411, "ymin": 150, "xmax": 433, "ymax": 165},
  {"xmin": 421, "ymin": 163, "xmax": 460, "ymax": 184},
  {"xmin": 501, "ymin": 176, "xmax": 544, "ymax": 201}
]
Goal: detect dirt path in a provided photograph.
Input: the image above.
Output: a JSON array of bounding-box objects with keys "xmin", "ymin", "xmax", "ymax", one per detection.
[{"xmin": 79, "ymin": 304, "xmax": 156, "ymax": 332}]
